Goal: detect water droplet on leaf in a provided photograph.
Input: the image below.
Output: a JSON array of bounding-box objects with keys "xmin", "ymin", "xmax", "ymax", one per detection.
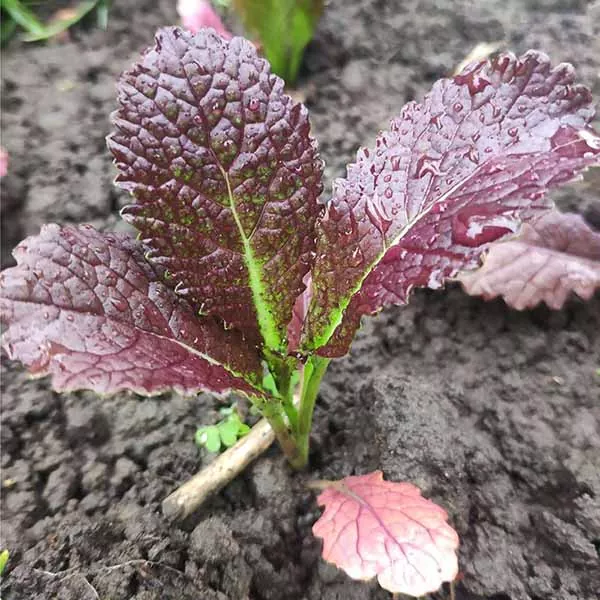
[{"xmin": 416, "ymin": 155, "xmax": 442, "ymax": 178}]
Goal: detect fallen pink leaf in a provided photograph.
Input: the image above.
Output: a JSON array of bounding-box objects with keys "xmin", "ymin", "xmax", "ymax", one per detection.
[
  {"xmin": 0, "ymin": 147, "xmax": 8, "ymax": 177},
  {"xmin": 177, "ymin": 0, "xmax": 233, "ymax": 39},
  {"xmin": 458, "ymin": 211, "xmax": 600, "ymax": 309},
  {"xmin": 312, "ymin": 471, "xmax": 459, "ymax": 597}
]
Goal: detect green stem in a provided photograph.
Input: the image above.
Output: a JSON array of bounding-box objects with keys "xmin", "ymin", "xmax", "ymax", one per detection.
[
  {"xmin": 295, "ymin": 355, "xmax": 330, "ymax": 468},
  {"xmin": 266, "ymin": 407, "xmax": 305, "ymax": 469},
  {"xmin": 278, "ymin": 360, "xmax": 299, "ymax": 433},
  {"xmin": 265, "ymin": 352, "xmax": 298, "ymax": 433},
  {"xmin": 253, "ymin": 392, "xmax": 303, "ymax": 469}
]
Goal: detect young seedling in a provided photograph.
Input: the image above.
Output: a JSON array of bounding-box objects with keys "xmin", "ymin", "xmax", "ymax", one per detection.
[
  {"xmin": 1, "ymin": 27, "xmax": 599, "ymax": 596},
  {"xmin": 195, "ymin": 405, "xmax": 251, "ymax": 452}
]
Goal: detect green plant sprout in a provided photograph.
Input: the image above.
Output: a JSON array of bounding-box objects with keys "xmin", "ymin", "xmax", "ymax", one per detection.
[
  {"xmin": 1, "ymin": 0, "xmax": 109, "ymax": 44},
  {"xmin": 195, "ymin": 406, "xmax": 251, "ymax": 453}
]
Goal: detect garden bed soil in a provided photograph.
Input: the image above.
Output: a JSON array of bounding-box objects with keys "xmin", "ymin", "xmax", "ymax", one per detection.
[{"xmin": 1, "ymin": 1, "xmax": 599, "ymax": 599}]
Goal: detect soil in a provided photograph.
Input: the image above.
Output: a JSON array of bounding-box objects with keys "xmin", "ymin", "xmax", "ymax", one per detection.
[{"xmin": 1, "ymin": 0, "xmax": 599, "ymax": 599}]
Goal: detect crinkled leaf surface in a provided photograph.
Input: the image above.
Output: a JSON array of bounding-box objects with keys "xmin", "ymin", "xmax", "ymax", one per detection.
[
  {"xmin": 108, "ymin": 27, "xmax": 323, "ymax": 352},
  {"xmin": 303, "ymin": 51, "xmax": 600, "ymax": 356},
  {"xmin": 0, "ymin": 224, "xmax": 264, "ymax": 396},
  {"xmin": 312, "ymin": 471, "xmax": 459, "ymax": 597},
  {"xmin": 459, "ymin": 211, "xmax": 600, "ymax": 309}
]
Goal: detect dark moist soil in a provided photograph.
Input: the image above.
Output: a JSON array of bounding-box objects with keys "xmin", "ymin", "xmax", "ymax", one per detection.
[{"xmin": 1, "ymin": 0, "xmax": 599, "ymax": 599}]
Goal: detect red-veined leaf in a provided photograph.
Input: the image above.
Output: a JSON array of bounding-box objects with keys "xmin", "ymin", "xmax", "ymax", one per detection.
[
  {"xmin": 302, "ymin": 51, "xmax": 600, "ymax": 357},
  {"xmin": 108, "ymin": 27, "xmax": 323, "ymax": 353},
  {"xmin": 459, "ymin": 210, "xmax": 600, "ymax": 309},
  {"xmin": 312, "ymin": 471, "xmax": 459, "ymax": 597},
  {"xmin": 0, "ymin": 224, "xmax": 264, "ymax": 397}
]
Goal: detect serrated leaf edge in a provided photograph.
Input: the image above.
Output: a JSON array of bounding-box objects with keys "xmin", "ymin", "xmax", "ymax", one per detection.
[
  {"xmin": 307, "ymin": 132, "xmax": 597, "ymax": 353},
  {"xmin": 307, "ymin": 157, "xmax": 500, "ymax": 350}
]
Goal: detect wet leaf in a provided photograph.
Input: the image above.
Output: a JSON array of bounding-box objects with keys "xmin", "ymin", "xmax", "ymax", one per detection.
[
  {"xmin": 312, "ymin": 471, "xmax": 459, "ymax": 597},
  {"xmin": 459, "ymin": 211, "xmax": 600, "ymax": 309},
  {"xmin": 0, "ymin": 224, "xmax": 264, "ymax": 397},
  {"xmin": 302, "ymin": 51, "xmax": 600, "ymax": 357},
  {"xmin": 108, "ymin": 27, "xmax": 323, "ymax": 352}
]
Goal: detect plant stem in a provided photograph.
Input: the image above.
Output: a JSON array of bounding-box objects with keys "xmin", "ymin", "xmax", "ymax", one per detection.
[
  {"xmin": 162, "ymin": 386, "xmax": 304, "ymax": 519},
  {"xmin": 263, "ymin": 402, "xmax": 304, "ymax": 469},
  {"xmin": 162, "ymin": 356, "xmax": 330, "ymax": 519},
  {"xmin": 295, "ymin": 355, "xmax": 330, "ymax": 467},
  {"xmin": 271, "ymin": 356, "xmax": 299, "ymax": 433}
]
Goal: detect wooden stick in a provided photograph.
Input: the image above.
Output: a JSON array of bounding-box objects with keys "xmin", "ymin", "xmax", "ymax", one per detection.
[{"xmin": 162, "ymin": 418, "xmax": 275, "ymax": 520}]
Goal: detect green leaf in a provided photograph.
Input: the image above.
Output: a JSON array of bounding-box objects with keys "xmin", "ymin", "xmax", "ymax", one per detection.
[
  {"xmin": 1, "ymin": 0, "xmax": 102, "ymax": 43},
  {"xmin": 1, "ymin": 0, "xmax": 47, "ymax": 37},
  {"xmin": 0, "ymin": 549, "xmax": 8, "ymax": 577},
  {"xmin": 219, "ymin": 405, "xmax": 236, "ymax": 417},
  {"xmin": 232, "ymin": 0, "xmax": 323, "ymax": 83},
  {"xmin": 218, "ymin": 419, "xmax": 240, "ymax": 447},
  {"xmin": 238, "ymin": 423, "xmax": 251, "ymax": 435},
  {"xmin": 262, "ymin": 369, "xmax": 280, "ymax": 397},
  {"xmin": 96, "ymin": 0, "xmax": 110, "ymax": 30},
  {"xmin": 1, "ymin": 14, "xmax": 18, "ymax": 44},
  {"xmin": 195, "ymin": 426, "xmax": 222, "ymax": 453},
  {"xmin": 21, "ymin": 0, "xmax": 101, "ymax": 42}
]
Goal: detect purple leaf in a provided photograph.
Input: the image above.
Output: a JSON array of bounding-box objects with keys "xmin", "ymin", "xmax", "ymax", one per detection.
[
  {"xmin": 108, "ymin": 27, "xmax": 323, "ymax": 352},
  {"xmin": 302, "ymin": 51, "xmax": 600, "ymax": 356},
  {"xmin": 0, "ymin": 224, "xmax": 264, "ymax": 396},
  {"xmin": 459, "ymin": 211, "xmax": 600, "ymax": 309}
]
